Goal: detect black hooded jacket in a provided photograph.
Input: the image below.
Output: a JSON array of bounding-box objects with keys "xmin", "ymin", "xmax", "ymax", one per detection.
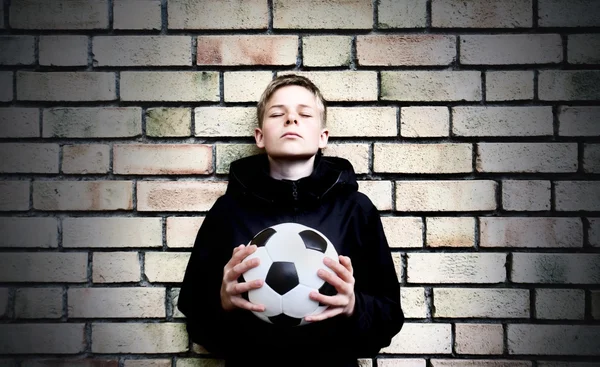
[{"xmin": 177, "ymin": 152, "xmax": 404, "ymax": 366}]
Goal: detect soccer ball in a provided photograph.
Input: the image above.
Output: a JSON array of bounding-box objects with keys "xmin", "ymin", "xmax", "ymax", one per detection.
[{"xmin": 239, "ymin": 222, "xmax": 339, "ymax": 327}]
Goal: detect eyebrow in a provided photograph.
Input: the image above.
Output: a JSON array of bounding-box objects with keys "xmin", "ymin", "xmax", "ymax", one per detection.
[{"xmin": 268, "ymin": 104, "xmax": 314, "ymax": 110}]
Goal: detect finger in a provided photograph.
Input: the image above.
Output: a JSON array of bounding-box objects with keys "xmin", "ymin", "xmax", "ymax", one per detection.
[
  {"xmin": 339, "ymin": 255, "xmax": 353, "ymax": 274},
  {"xmin": 225, "ymin": 244, "xmax": 257, "ymax": 272},
  {"xmin": 230, "ymin": 296, "xmax": 265, "ymax": 313},
  {"xmin": 304, "ymin": 306, "xmax": 342, "ymax": 322},
  {"xmin": 232, "ymin": 278, "xmax": 263, "ymax": 295},
  {"xmin": 230, "ymin": 256, "xmax": 260, "ymax": 278},
  {"xmin": 317, "ymin": 268, "xmax": 349, "ymax": 293},
  {"xmin": 323, "ymin": 256, "xmax": 353, "ymax": 283},
  {"xmin": 309, "ymin": 291, "xmax": 348, "ymax": 307}
]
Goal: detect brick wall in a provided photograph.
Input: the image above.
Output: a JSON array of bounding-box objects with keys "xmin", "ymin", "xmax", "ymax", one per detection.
[{"xmin": 0, "ymin": 0, "xmax": 599, "ymax": 366}]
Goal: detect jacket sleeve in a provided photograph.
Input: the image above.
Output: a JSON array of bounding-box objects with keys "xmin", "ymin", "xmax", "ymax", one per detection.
[
  {"xmin": 340, "ymin": 200, "xmax": 404, "ymax": 357},
  {"xmin": 176, "ymin": 197, "xmax": 244, "ymax": 356}
]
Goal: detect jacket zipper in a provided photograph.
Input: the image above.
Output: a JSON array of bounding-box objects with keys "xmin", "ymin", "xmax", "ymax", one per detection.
[{"xmin": 292, "ymin": 181, "xmax": 299, "ymax": 221}]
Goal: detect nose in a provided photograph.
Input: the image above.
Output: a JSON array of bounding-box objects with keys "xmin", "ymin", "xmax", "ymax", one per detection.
[{"xmin": 285, "ymin": 119, "xmax": 298, "ymax": 125}]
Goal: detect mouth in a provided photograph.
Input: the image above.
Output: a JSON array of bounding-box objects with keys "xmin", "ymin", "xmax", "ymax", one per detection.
[{"xmin": 281, "ymin": 132, "xmax": 301, "ymax": 138}]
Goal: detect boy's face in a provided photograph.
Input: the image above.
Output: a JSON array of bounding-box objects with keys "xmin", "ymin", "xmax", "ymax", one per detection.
[{"xmin": 255, "ymin": 85, "xmax": 329, "ymax": 160}]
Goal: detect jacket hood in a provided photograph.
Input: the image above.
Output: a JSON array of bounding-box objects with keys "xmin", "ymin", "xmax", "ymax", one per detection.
[{"xmin": 226, "ymin": 151, "xmax": 358, "ymax": 207}]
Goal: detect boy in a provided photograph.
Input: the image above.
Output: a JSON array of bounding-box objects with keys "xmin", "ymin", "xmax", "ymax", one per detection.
[{"xmin": 177, "ymin": 74, "xmax": 404, "ymax": 366}]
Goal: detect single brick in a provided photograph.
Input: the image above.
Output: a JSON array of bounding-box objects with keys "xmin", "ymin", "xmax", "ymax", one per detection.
[
  {"xmin": 486, "ymin": 71, "xmax": 535, "ymax": 101},
  {"xmin": 401, "ymin": 287, "xmax": 427, "ymax": 318},
  {"xmin": 195, "ymin": 107, "xmax": 255, "ymax": 137},
  {"xmin": 480, "ymin": 217, "xmax": 582, "ymax": 248},
  {"xmin": 62, "ymin": 144, "xmax": 110, "ymax": 174},
  {"xmin": 559, "ymin": 106, "xmax": 600, "ymax": 136},
  {"xmin": 93, "ymin": 36, "xmax": 191, "ymax": 66},
  {"xmin": 23, "ymin": 360, "xmax": 119, "ymax": 367},
  {"xmin": 0, "ymin": 36, "xmax": 35, "ymax": 65},
  {"xmin": 224, "ymin": 72, "xmax": 273, "ymax": 102},
  {"xmin": 137, "ymin": 181, "xmax": 227, "ymax": 212},
  {"xmin": 120, "ymin": 72, "xmax": 219, "ymax": 101},
  {"xmin": 396, "ymin": 180, "xmax": 497, "ymax": 212},
  {"xmin": 68, "ymin": 287, "xmax": 165, "ymax": 318},
  {"xmin": 167, "ymin": 217, "xmax": 204, "ymax": 248},
  {"xmin": 9, "ymin": 0, "xmax": 109, "ymax": 29},
  {"xmin": 0, "ymin": 72, "xmax": 13, "ymax": 101},
  {"xmin": 114, "ymin": 0, "xmax": 161, "ymax": 30},
  {"xmin": 511, "ymin": 253, "xmax": 600, "ymax": 284},
  {"xmin": 0, "ymin": 288, "xmax": 7, "ymax": 317},
  {"xmin": 434, "ymin": 288, "xmax": 529, "ymax": 318},
  {"xmin": 215, "ymin": 144, "xmax": 263, "ymax": 174},
  {"xmin": 432, "ymin": 361, "xmax": 531, "ymax": 367},
  {"xmin": 407, "ymin": 253, "xmax": 506, "ymax": 283},
  {"xmin": 63, "ymin": 217, "xmax": 162, "ymax": 248},
  {"xmin": 322, "ymin": 143, "xmax": 369, "ymax": 174},
  {"xmin": 584, "ymin": 144, "xmax": 600, "ymax": 173},
  {"xmin": 453, "ymin": 107, "xmax": 553, "ymax": 136},
  {"xmin": 568, "ymin": 34, "xmax": 600, "ymax": 64},
  {"xmin": 535, "ymin": 288, "xmax": 585, "ymax": 320},
  {"xmin": 0, "ymin": 253, "xmax": 87, "ymax": 282},
  {"xmin": 0, "ymin": 107, "xmax": 39, "ymax": 138},
  {"xmin": 0, "ymin": 324, "xmax": 85, "ymax": 354},
  {"xmin": 461, "ymin": 35, "xmax": 562, "ymax": 65},
  {"xmin": 476, "ymin": 143, "xmax": 577, "ymax": 173},
  {"xmin": 374, "ymin": 143, "xmax": 472, "ymax": 173},
  {"xmin": 171, "ymin": 288, "xmax": 184, "ymax": 318},
  {"xmin": 197, "ymin": 36, "xmax": 297, "ymax": 65},
  {"xmin": 39, "ymin": 36, "xmax": 88, "ymax": 66},
  {"xmin": 381, "ymin": 323, "xmax": 452, "ymax": 354},
  {"xmin": 378, "ymin": 0, "xmax": 427, "ymax": 28},
  {"xmin": 381, "ymin": 71, "xmax": 481, "ymax": 101},
  {"xmin": 92, "ymin": 323, "xmax": 188, "ymax": 353},
  {"xmin": 145, "ymin": 252, "xmax": 190, "ymax": 283},
  {"xmin": 426, "ymin": 217, "xmax": 475, "ymax": 247},
  {"xmin": 508, "ymin": 324, "xmax": 600, "ymax": 355},
  {"xmin": 502, "ymin": 180, "xmax": 551, "ymax": 211},
  {"xmin": 0, "ymin": 143, "xmax": 59, "ymax": 173},
  {"xmin": 589, "ymin": 218, "xmax": 600, "ymax": 247},
  {"xmin": 392, "ymin": 252, "xmax": 404, "ymax": 281},
  {"xmin": 168, "ymin": 0, "xmax": 267, "ymax": 29},
  {"xmin": 124, "ymin": 360, "xmax": 171, "ymax": 367},
  {"xmin": 277, "ymin": 71, "xmax": 378, "ymax": 101},
  {"xmin": 539, "ymin": 70, "xmax": 600, "ymax": 101},
  {"xmin": 273, "ymin": 0, "xmax": 372, "ymax": 29},
  {"xmin": 0, "ymin": 217, "xmax": 58, "ymax": 248},
  {"xmin": 381, "ymin": 217, "xmax": 423, "ymax": 248},
  {"xmin": 401, "ymin": 107, "xmax": 449, "ymax": 137},
  {"xmin": 0, "ymin": 181, "xmax": 30, "ymax": 211},
  {"xmin": 555, "ymin": 181, "xmax": 600, "ymax": 211},
  {"xmin": 432, "ymin": 0, "xmax": 532, "ymax": 28},
  {"xmin": 113, "ymin": 144, "xmax": 213, "ymax": 175},
  {"xmin": 43, "ymin": 107, "xmax": 142, "ymax": 138},
  {"xmin": 17, "ymin": 72, "xmax": 116, "ymax": 101},
  {"xmin": 378, "ymin": 360, "xmax": 425, "ymax": 367},
  {"xmin": 303, "ymin": 36, "xmax": 352, "ymax": 67},
  {"xmin": 93, "ymin": 252, "xmax": 141, "ymax": 283},
  {"xmin": 455, "ymin": 324, "xmax": 504, "ymax": 355},
  {"xmin": 190, "ymin": 343, "xmax": 211, "ymax": 355},
  {"xmin": 539, "ymin": 0, "xmax": 600, "ymax": 27},
  {"xmin": 358, "ymin": 35, "xmax": 455, "ymax": 66},
  {"xmin": 33, "ymin": 181, "xmax": 133, "ymax": 211},
  {"xmin": 15, "ymin": 288, "xmax": 62, "ymax": 319},
  {"xmin": 328, "ymin": 107, "xmax": 397, "ymax": 137},
  {"xmin": 146, "ymin": 108, "xmax": 191, "ymax": 137},
  {"xmin": 593, "ymin": 291, "xmax": 600, "ymax": 319},
  {"xmin": 358, "ymin": 180, "xmax": 392, "ymax": 211}
]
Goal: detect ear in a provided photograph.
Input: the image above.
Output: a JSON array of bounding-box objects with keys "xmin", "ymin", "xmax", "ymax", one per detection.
[
  {"xmin": 318, "ymin": 128, "xmax": 329, "ymax": 149},
  {"xmin": 254, "ymin": 127, "xmax": 265, "ymax": 149}
]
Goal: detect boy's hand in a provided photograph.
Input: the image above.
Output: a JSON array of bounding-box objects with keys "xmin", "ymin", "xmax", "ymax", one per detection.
[
  {"xmin": 305, "ymin": 255, "xmax": 356, "ymax": 322},
  {"xmin": 220, "ymin": 244, "xmax": 266, "ymax": 313}
]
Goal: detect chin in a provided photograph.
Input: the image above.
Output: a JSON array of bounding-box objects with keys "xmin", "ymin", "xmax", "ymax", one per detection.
[{"xmin": 265, "ymin": 150, "xmax": 318, "ymax": 160}]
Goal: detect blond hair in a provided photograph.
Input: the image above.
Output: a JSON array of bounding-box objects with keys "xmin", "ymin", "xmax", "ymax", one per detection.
[{"xmin": 256, "ymin": 74, "xmax": 326, "ymax": 128}]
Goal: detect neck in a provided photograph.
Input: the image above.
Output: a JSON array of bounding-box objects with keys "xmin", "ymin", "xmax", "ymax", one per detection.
[{"xmin": 267, "ymin": 155, "xmax": 316, "ymax": 181}]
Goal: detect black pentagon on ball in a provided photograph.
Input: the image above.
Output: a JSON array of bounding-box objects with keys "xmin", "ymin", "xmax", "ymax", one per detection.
[
  {"xmin": 318, "ymin": 281, "xmax": 337, "ymax": 307},
  {"xmin": 250, "ymin": 227, "xmax": 276, "ymax": 247},
  {"xmin": 298, "ymin": 229, "xmax": 328, "ymax": 253},
  {"xmin": 265, "ymin": 261, "xmax": 299, "ymax": 295},
  {"xmin": 269, "ymin": 313, "xmax": 302, "ymax": 327}
]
